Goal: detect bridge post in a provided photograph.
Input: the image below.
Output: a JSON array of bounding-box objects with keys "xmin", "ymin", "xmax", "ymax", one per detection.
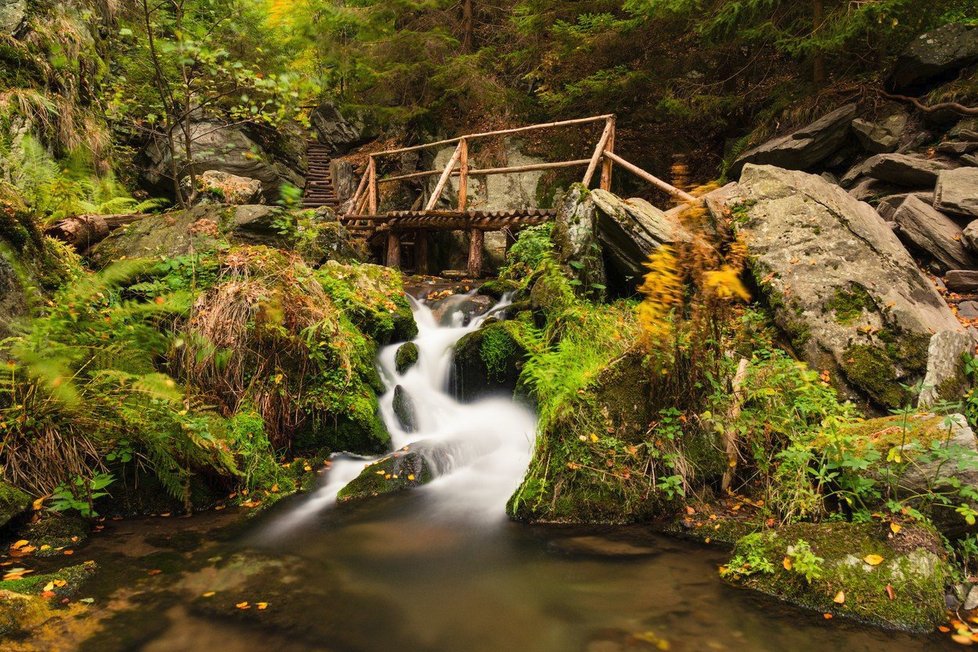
[
  {"xmin": 386, "ymin": 231, "xmax": 401, "ymax": 269},
  {"xmin": 458, "ymin": 138, "xmax": 469, "ymax": 212},
  {"xmin": 416, "ymin": 230, "xmax": 430, "ymax": 275},
  {"xmin": 467, "ymin": 228, "xmax": 484, "ymax": 278},
  {"xmin": 600, "ymin": 117, "xmax": 615, "ymax": 191},
  {"xmin": 368, "ymin": 156, "xmax": 378, "ymax": 215}
]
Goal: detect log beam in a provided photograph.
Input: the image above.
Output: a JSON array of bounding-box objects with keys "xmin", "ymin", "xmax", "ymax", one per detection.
[
  {"xmin": 467, "ymin": 228, "xmax": 484, "ymax": 278},
  {"xmin": 385, "ymin": 231, "xmax": 401, "ymax": 269}
]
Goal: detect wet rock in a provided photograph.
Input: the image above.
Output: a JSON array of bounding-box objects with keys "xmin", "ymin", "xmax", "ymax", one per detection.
[
  {"xmin": 391, "ymin": 385, "xmax": 417, "ymax": 433},
  {"xmin": 842, "ymin": 153, "xmax": 954, "ymax": 188},
  {"xmin": 477, "ymin": 279, "xmax": 519, "ymax": 300},
  {"xmin": 181, "ymin": 170, "xmax": 263, "ymax": 205},
  {"xmin": 730, "ymin": 104, "xmax": 857, "ymax": 177},
  {"xmin": 0, "ymin": 480, "xmax": 29, "ymax": 529},
  {"xmin": 18, "ymin": 514, "xmax": 91, "ymax": 557},
  {"xmin": 893, "ymin": 194, "xmax": 977, "ymax": 271},
  {"xmin": 337, "ymin": 438, "xmax": 495, "ymax": 503},
  {"xmin": 725, "ymin": 522, "xmax": 948, "ymax": 632},
  {"xmin": 591, "ymin": 189, "xmax": 691, "ymax": 282},
  {"xmin": 935, "ymin": 168, "xmax": 978, "ymax": 220},
  {"xmin": 730, "ymin": 165, "xmax": 965, "ymax": 409},
  {"xmin": 450, "ymin": 321, "xmax": 527, "ymax": 403},
  {"xmin": 549, "ymin": 535, "xmax": 657, "ymax": 558},
  {"xmin": 946, "ymin": 270, "xmax": 978, "ymax": 293},
  {"xmin": 0, "ymin": 561, "xmax": 97, "ymax": 601},
  {"xmin": 394, "ymin": 342, "xmax": 419, "ymax": 374},
  {"xmin": 889, "ymin": 23, "xmax": 978, "ymax": 93},
  {"xmin": 553, "ymin": 185, "xmax": 605, "ymax": 298},
  {"xmin": 430, "ymin": 293, "xmax": 494, "ymax": 327},
  {"xmin": 852, "ymin": 113, "xmax": 907, "ymax": 154}
]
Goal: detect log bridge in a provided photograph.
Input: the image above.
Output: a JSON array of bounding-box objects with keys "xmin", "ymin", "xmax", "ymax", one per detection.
[{"xmin": 343, "ymin": 114, "xmax": 695, "ymax": 277}]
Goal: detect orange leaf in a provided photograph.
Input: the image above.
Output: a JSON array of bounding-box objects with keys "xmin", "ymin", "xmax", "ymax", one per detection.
[
  {"xmin": 236, "ymin": 602, "xmax": 250, "ymax": 610},
  {"xmin": 885, "ymin": 584, "xmax": 895, "ymax": 601},
  {"xmin": 951, "ymin": 634, "xmax": 974, "ymax": 646},
  {"xmin": 782, "ymin": 557, "xmax": 792, "ymax": 571},
  {"xmin": 890, "ymin": 522, "xmax": 902, "ymax": 535}
]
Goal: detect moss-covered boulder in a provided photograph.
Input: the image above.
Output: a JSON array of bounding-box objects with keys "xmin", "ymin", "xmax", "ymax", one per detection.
[
  {"xmin": 723, "ymin": 522, "xmax": 949, "ymax": 632},
  {"xmin": 0, "ymin": 561, "xmax": 97, "ymax": 600},
  {"xmin": 0, "ymin": 481, "xmax": 29, "ymax": 530},
  {"xmin": 392, "ymin": 385, "xmax": 418, "ymax": 433},
  {"xmin": 16, "ymin": 514, "xmax": 90, "ymax": 556},
  {"xmin": 395, "ymin": 342, "xmax": 419, "ymax": 374},
  {"xmin": 477, "ymin": 279, "xmax": 519, "ymax": 300},
  {"xmin": 337, "ymin": 439, "xmax": 489, "ymax": 503},
  {"xmin": 318, "ymin": 261, "xmax": 417, "ymax": 344},
  {"xmin": 508, "ymin": 350, "xmax": 725, "ymax": 524},
  {"xmin": 729, "ymin": 165, "xmax": 968, "ymax": 410},
  {"xmin": 450, "ymin": 321, "xmax": 527, "ymax": 403}
]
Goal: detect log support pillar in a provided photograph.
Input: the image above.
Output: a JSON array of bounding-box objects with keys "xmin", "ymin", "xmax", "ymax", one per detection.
[
  {"xmin": 416, "ymin": 230, "xmax": 430, "ymax": 275},
  {"xmin": 386, "ymin": 231, "xmax": 401, "ymax": 269},
  {"xmin": 467, "ymin": 228, "xmax": 484, "ymax": 278}
]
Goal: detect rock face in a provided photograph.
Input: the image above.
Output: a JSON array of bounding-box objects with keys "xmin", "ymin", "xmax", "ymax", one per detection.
[
  {"xmin": 725, "ymin": 522, "xmax": 949, "ymax": 632},
  {"xmin": 842, "ymin": 153, "xmax": 954, "ymax": 188},
  {"xmin": 730, "ymin": 104, "xmax": 856, "ymax": 177},
  {"xmin": 852, "ymin": 113, "xmax": 907, "ymax": 154},
  {"xmin": 311, "ymin": 102, "xmax": 365, "ymax": 154},
  {"xmin": 450, "ymin": 321, "xmax": 526, "ymax": 403},
  {"xmin": 731, "ymin": 165, "xmax": 965, "ymax": 409},
  {"xmin": 946, "ymin": 270, "xmax": 978, "ymax": 293},
  {"xmin": 935, "ymin": 168, "xmax": 978, "ymax": 219},
  {"xmin": 182, "ymin": 170, "xmax": 263, "ymax": 205},
  {"xmin": 590, "ymin": 189, "xmax": 690, "ymax": 281},
  {"xmin": 552, "ymin": 185, "xmax": 605, "ymax": 295},
  {"xmin": 141, "ymin": 122, "xmax": 304, "ymax": 202},
  {"xmin": 0, "ymin": 480, "xmax": 29, "ymax": 529},
  {"xmin": 892, "ymin": 194, "xmax": 977, "ymax": 271},
  {"xmin": 0, "ymin": 0, "xmax": 25, "ymax": 35},
  {"xmin": 889, "ymin": 23, "xmax": 978, "ymax": 92}
]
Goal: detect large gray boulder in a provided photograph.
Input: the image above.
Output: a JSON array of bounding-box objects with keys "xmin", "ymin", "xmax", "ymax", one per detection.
[
  {"xmin": 141, "ymin": 122, "xmax": 304, "ymax": 202},
  {"xmin": 311, "ymin": 102, "xmax": 365, "ymax": 154},
  {"xmin": 730, "ymin": 104, "xmax": 856, "ymax": 177},
  {"xmin": 552, "ymin": 186, "xmax": 605, "ymax": 295},
  {"xmin": 842, "ymin": 153, "xmax": 954, "ymax": 188},
  {"xmin": 892, "ymin": 194, "xmax": 977, "ymax": 271},
  {"xmin": 935, "ymin": 168, "xmax": 978, "ymax": 220},
  {"xmin": 590, "ymin": 189, "xmax": 691, "ymax": 281},
  {"xmin": 889, "ymin": 23, "xmax": 978, "ymax": 92},
  {"xmin": 0, "ymin": 0, "xmax": 25, "ymax": 34},
  {"xmin": 852, "ymin": 112, "xmax": 907, "ymax": 154},
  {"xmin": 731, "ymin": 165, "xmax": 965, "ymax": 409}
]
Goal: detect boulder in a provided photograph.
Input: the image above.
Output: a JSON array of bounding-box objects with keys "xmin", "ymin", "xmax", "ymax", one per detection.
[
  {"xmin": 918, "ymin": 332, "xmax": 972, "ymax": 407},
  {"xmin": 965, "ymin": 222, "xmax": 978, "ymax": 254},
  {"xmin": 0, "ymin": 0, "xmax": 25, "ymax": 35},
  {"xmin": 394, "ymin": 342, "xmax": 419, "ymax": 374},
  {"xmin": 310, "ymin": 102, "xmax": 365, "ymax": 155},
  {"xmin": 889, "ymin": 23, "xmax": 978, "ymax": 92},
  {"xmin": 951, "ymin": 118, "xmax": 978, "ymax": 143},
  {"xmin": 946, "ymin": 270, "xmax": 978, "ymax": 293},
  {"xmin": 330, "ymin": 159, "xmax": 359, "ymax": 208},
  {"xmin": 450, "ymin": 321, "xmax": 526, "ymax": 403},
  {"xmin": 181, "ymin": 170, "xmax": 263, "ymax": 205},
  {"xmin": 552, "ymin": 185, "xmax": 605, "ymax": 297},
  {"xmin": 391, "ymin": 385, "xmax": 417, "ymax": 433},
  {"xmin": 892, "ymin": 194, "xmax": 976, "ymax": 271},
  {"xmin": 590, "ymin": 189, "xmax": 691, "ymax": 281},
  {"xmin": 724, "ymin": 522, "xmax": 949, "ymax": 632},
  {"xmin": 935, "ymin": 167, "xmax": 978, "ymax": 220},
  {"xmin": 336, "ymin": 438, "xmax": 496, "ymax": 503},
  {"xmin": 429, "ymin": 292, "xmax": 495, "ymax": 327},
  {"xmin": 731, "ymin": 165, "xmax": 965, "ymax": 409},
  {"xmin": 876, "ymin": 192, "xmax": 933, "ymax": 221},
  {"xmin": 0, "ymin": 480, "xmax": 29, "ymax": 530},
  {"xmin": 730, "ymin": 104, "xmax": 856, "ymax": 177},
  {"xmin": 852, "ymin": 112, "xmax": 907, "ymax": 154},
  {"xmin": 141, "ymin": 122, "xmax": 303, "ymax": 202},
  {"xmin": 848, "ymin": 178, "xmax": 904, "ymax": 204},
  {"xmin": 937, "ymin": 141, "xmax": 978, "ymax": 157},
  {"xmin": 842, "ymin": 153, "xmax": 954, "ymax": 188}
]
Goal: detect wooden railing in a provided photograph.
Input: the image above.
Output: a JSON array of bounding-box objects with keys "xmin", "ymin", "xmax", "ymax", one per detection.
[{"xmin": 344, "ymin": 114, "xmax": 696, "ymax": 219}]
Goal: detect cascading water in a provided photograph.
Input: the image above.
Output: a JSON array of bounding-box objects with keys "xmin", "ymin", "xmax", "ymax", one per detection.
[{"xmin": 263, "ymin": 292, "xmax": 537, "ymax": 536}]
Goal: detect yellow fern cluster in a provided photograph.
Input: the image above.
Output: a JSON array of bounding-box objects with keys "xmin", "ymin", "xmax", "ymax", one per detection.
[{"xmin": 637, "ymin": 245, "xmax": 683, "ymax": 348}]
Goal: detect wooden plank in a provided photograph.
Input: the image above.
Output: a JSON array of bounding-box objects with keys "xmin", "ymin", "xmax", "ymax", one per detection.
[
  {"xmin": 386, "ymin": 231, "xmax": 401, "ymax": 269},
  {"xmin": 425, "ymin": 142, "xmax": 464, "ymax": 212},
  {"xmin": 458, "ymin": 138, "xmax": 469, "ymax": 212},
  {"xmin": 467, "ymin": 228, "xmax": 485, "ymax": 278},
  {"xmin": 600, "ymin": 117, "xmax": 615, "ymax": 191},
  {"xmin": 583, "ymin": 118, "xmax": 614, "ymax": 188},
  {"xmin": 368, "ymin": 157, "xmax": 378, "ymax": 215},
  {"xmin": 347, "ymin": 168, "xmax": 370, "ymax": 216},
  {"xmin": 373, "ymin": 114, "xmax": 615, "ymax": 158},
  {"xmin": 603, "ymin": 151, "xmax": 697, "ymax": 203}
]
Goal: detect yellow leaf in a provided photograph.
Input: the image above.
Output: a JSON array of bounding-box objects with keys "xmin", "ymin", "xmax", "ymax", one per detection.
[
  {"xmin": 783, "ymin": 556, "xmax": 792, "ymax": 571},
  {"xmin": 236, "ymin": 602, "xmax": 251, "ymax": 610},
  {"xmin": 863, "ymin": 554, "xmax": 884, "ymax": 566},
  {"xmin": 257, "ymin": 602, "xmax": 268, "ymax": 610},
  {"xmin": 10, "ymin": 540, "xmax": 29, "ymax": 550},
  {"xmin": 202, "ymin": 591, "xmax": 216, "ymax": 598},
  {"xmin": 407, "ymin": 474, "xmax": 416, "ymax": 481},
  {"xmin": 43, "ymin": 582, "xmax": 54, "ymax": 592},
  {"xmin": 833, "ymin": 590, "xmax": 845, "ymax": 604},
  {"xmin": 53, "ymin": 579, "xmax": 67, "ymax": 588},
  {"xmin": 890, "ymin": 523, "xmax": 902, "ymax": 535}
]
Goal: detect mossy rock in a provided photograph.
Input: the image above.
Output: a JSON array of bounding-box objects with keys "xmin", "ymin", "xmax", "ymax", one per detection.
[
  {"xmin": 295, "ymin": 407, "xmax": 391, "ymax": 456},
  {"xmin": 337, "ymin": 445, "xmax": 435, "ymax": 504},
  {"xmin": 477, "ymin": 279, "xmax": 519, "ymax": 300},
  {"xmin": 0, "ymin": 480, "xmax": 29, "ymax": 530},
  {"xmin": 724, "ymin": 522, "xmax": 948, "ymax": 632},
  {"xmin": 450, "ymin": 321, "xmax": 527, "ymax": 403},
  {"xmin": 394, "ymin": 342, "xmax": 419, "ymax": 374},
  {"xmin": 0, "ymin": 561, "xmax": 97, "ymax": 600},
  {"xmin": 392, "ymin": 385, "xmax": 417, "ymax": 432},
  {"xmin": 17, "ymin": 515, "xmax": 90, "ymax": 557}
]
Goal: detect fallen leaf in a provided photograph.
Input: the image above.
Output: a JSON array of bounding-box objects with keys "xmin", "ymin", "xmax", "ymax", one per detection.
[
  {"xmin": 783, "ymin": 557, "xmax": 793, "ymax": 571},
  {"xmin": 202, "ymin": 591, "xmax": 216, "ymax": 597},
  {"xmin": 863, "ymin": 554, "xmax": 884, "ymax": 566},
  {"xmin": 41, "ymin": 590, "xmax": 55, "ymax": 599},
  {"xmin": 885, "ymin": 584, "xmax": 895, "ymax": 601},
  {"xmin": 257, "ymin": 602, "xmax": 268, "ymax": 610},
  {"xmin": 53, "ymin": 579, "xmax": 67, "ymax": 588},
  {"xmin": 10, "ymin": 540, "xmax": 29, "ymax": 550},
  {"xmin": 940, "ymin": 626, "xmax": 952, "ymax": 633},
  {"xmin": 407, "ymin": 474, "xmax": 416, "ymax": 481},
  {"xmin": 952, "ymin": 633, "xmax": 974, "ymax": 646},
  {"xmin": 63, "ymin": 550, "xmax": 74, "ymax": 556},
  {"xmin": 833, "ymin": 590, "xmax": 845, "ymax": 604},
  {"xmin": 43, "ymin": 582, "xmax": 54, "ymax": 592},
  {"xmin": 147, "ymin": 569, "xmax": 162, "ymax": 576},
  {"xmin": 236, "ymin": 601, "xmax": 251, "ymax": 610},
  {"xmin": 823, "ymin": 613, "xmax": 833, "ymax": 620},
  {"xmin": 890, "ymin": 522, "xmax": 902, "ymax": 535}
]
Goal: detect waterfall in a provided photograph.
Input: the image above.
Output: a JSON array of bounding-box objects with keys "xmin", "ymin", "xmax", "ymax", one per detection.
[{"xmin": 262, "ymin": 292, "xmax": 537, "ymax": 535}]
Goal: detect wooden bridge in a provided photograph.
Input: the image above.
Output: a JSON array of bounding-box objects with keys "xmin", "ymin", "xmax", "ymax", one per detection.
[{"xmin": 340, "ymin": 114, "xmax": 695, "ymax": 277}]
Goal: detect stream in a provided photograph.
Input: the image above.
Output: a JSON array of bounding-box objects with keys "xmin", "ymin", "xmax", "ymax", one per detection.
[{"xmin": 50, "ymin": 294, "xmax": 958, "ymax": 651}]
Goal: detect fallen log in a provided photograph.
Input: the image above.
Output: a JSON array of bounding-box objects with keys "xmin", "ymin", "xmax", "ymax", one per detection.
[{"xmin": 45, "ymin": 213, "xmax": 144, "ymax": 250}]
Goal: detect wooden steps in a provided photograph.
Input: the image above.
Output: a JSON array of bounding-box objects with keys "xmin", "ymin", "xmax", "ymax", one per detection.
[{"xmin": 302, "ymin": 142, "xmax": 340, "ymax": 210}]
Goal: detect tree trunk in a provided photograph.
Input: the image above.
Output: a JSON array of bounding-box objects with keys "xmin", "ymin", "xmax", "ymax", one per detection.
[{"xmin": 462, "ymin": 0, "xmax": 474, "ymax": 52}]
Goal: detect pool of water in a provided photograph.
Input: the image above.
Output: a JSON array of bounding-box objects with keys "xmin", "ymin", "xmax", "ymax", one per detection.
[{"xmin": 59, "ymin": 494, "xmax": 953, "ymax": 652}]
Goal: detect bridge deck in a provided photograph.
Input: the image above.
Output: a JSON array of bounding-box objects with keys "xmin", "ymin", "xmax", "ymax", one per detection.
[{"xmin": 342, "ymin": 208, "xmax": 555, "ymax": 233}]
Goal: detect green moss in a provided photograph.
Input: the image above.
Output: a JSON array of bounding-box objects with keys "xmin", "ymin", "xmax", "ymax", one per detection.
[
  {"xmin": 480, "ymin": 326, "xmax": 523, "ymax": 382},
  {"xmin": 0, "ymin": 480, "xmax": 30, "ymax": 529},
  {"xmin": 0, "ymin": 561, "xmax": 97, "ymax": 598},
  {"xmin": 826, "ymin": 285, "xmax": 875, "ymax": 326},
  {"xmin": 477, "ymin": 279, "xmax": 519, "ymax": 300},
  {"xmin": 336, "ymin": 444, "xmax": 434, "ymax": 503},
  {"xmin": 19, "ymin": 515, "xmax": 90, "ymax": 557},
  {"xmin": 843, "ymin": 344, "xmax": 908, "ymax": 408},
  {"xmin": 724, "ymin": 522, "xmax": 948, "ymax": 632},
  {"xmin": 395, "ymin": 342, "xmax": 419, "ymax": 374}
]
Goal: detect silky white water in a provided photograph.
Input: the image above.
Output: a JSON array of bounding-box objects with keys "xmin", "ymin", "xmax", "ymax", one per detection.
[{"xmin": 263, "ymin": 292, "xmax": 538, "ymax": 536}]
